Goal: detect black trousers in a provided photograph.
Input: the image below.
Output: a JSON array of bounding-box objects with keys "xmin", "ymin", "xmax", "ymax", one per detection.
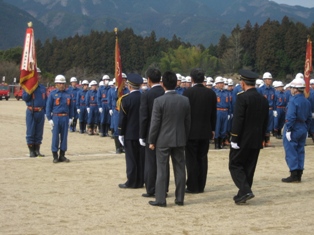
[
  {"xmin": 185, "ymin": 139, "xmax": 210, "ymax": 193},
  {"xmin": 144, "ymin": 145, "xmax": 169, "ymax": 195},
  {"xmin": 229, "ymin": 148, "xmax": 260, "ymax": 197},
  {"xmin": 124, "ymin": 140, "xmax": 144, "ymax": 188}
]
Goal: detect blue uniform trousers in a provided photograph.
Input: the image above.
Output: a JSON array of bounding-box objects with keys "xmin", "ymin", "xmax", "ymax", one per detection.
[
  {"xmin": 112, "ymin": 109, "xmax": 119, "ymax": 136},
  {"xmin": 266, "ymin": 109, "xmax": 274, "ymax": 134},
  {"xmin": 100, "ymin": 103, "xmax": 110, "ymax": 124},
  {"xmin": 26, "ymin": 109, "xmax": 45, "ymax": 144},
  {"xmin": 51, "ymin": 116, "xmax": 69, "ymax": 152},
  {"xmin": 215, "ymin": 110, "xmax": 228, "ymax": 138},
  {"xmin": 274, "ymin": 107, "xmax": 285, "ymax": 131},
  {"xmin": 87, "ymin": 106, "xmax": 99, "ymax": 124},
  {"xmin": 78, "ymin": 106, "xmax": 88, "ymax": 123},
  {"xmin": 283, "ymin": 125, "xmax": 307, "ymax": 171}
]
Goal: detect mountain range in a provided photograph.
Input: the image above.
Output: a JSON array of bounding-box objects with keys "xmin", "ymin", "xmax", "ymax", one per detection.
[{"xmin": 1, "ymin": 0, "xmax": 314, "ymax": 50}]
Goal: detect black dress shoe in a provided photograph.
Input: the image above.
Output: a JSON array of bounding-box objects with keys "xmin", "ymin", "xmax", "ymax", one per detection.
[
  {"xmin": 234, "ymin": 193, "xmax": 255, "ymax": 205},
  {"xmin": 149, "ymin": 201, "xmax": 167, "ymax": 207},
  {"xmin": 142, "ymin": 193, "xmax": 155, "ymax": 198},
  {"xmin": 175, "ymin": 200, "xmax": 184, "ymax": 206},
  {"xmin": 118, "ymin": 183, "xmax": 129, "ymax": 188},
  {"xmin": 185, "ymin": 189, "xmax": 198, "ymax": 194}
]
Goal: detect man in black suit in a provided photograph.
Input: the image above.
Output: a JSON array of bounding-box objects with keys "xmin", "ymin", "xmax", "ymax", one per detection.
[
  {"xmin": 148, "ymin": 71, "xmax": 191, "ymax": 207},
  {"xmin": 229, "ymin": 70, "xmax": 268, "ymax": 205},
  {"xmin": 183, "ymin": 68, "xmax": 217, "ymax": 193},
  {"xmin": 139, "ymin": 68, "xmax": 170, "ymax": 198},
  {"xmin": 118, "ymin": 74, "xmax": 144, "ymax": 189}
]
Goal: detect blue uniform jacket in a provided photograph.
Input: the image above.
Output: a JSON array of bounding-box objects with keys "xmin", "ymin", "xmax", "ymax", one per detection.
[{"xmin": 46, "ymin": 89, "xmax": 74, "ymax": 120}]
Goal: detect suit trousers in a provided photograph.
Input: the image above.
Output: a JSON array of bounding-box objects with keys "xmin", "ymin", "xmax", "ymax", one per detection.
[
  {"xmin": 124, "ymin": 140, "xmax": 144, "ymax": 188},
  {"xmin": 185, "ymin": 139, "xmax": 209, "ymax": 193},
  {"xmin": 229, "ymin": 148, "xmax": 260, "ymax": 197},
  {"xmin": 155, "ymin": 147, "xmax": 186, "ymax": 204},
  {"xmin": 144, "ymin": 145, "xmax": 170, "ymax": 195}
]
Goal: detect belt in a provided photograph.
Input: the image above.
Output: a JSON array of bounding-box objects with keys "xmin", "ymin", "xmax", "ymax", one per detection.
[
  {"xmin": 277, "ymin": 106, "xmax": 285, "ymax": 108},
  {"xmin": 27, "ymin": 106, "xmax": 43, "ymax": 112},
  {"xmin": 102, "ymin": 101, "xmax": 108, "ymax": 103},
  {"xmin": 269, "ymin": 107, "xmax": 273, "ymax": 110},
  {"xmin": 90, "ymin": 104, "xmax": 97, "ymax": 106},
  {"xmin": 80, "ymin": 104, "xmax": 86, "ymax": 106},
  {"xmin": 53, "ymin": 113, "xmax": 68, "ymax": 116},
  {"xmin": 217, "ymin": 108, "xmax": 228, "ymax": 111}
]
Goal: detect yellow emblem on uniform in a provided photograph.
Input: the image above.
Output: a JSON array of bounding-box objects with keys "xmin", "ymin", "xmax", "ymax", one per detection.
[{"xmin": 116, "ymin": 93, "xmax": 129, "ymax": 113}]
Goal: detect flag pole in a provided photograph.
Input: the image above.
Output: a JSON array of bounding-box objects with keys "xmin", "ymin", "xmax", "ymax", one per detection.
[{"xmin": 304, "ymin": 35, "xmax": 312, "ymax": 98}]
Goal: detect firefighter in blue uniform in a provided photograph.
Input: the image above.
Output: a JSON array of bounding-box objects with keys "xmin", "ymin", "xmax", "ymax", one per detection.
[
  {"xmin": 273, "ymin": 81, "xmax": 287, "ymax": 139},
  {"xmin": 214, "ymin": 76, "xmax": 231, "ymax": 149},
  {"xmin": 67, "ymin": 77, "xmax": 79, "ymax": 132},
  {"xmin": 22, "ymin": 67, "xmax": 46, "ymax": 157},
  {"xmin": 46, "ymin": 75, "xmax": 74, "ymax": 163},
  {"xmin": 282, "ymin": 76, "xmax": 312, "ymax": 182},
  {"xmin": 118, "ymin": 73, "xmax": 144, "ymax": 188},
  {"xmin": 76, "ymin": 80, "xmax": 89, "ymax": 133},
  {"xmin": 175, "ymin": 74, "xmax": 185, "ymax": 95},
  {"xmin": 86, "ymin": 80, "xmax": 99, "ymax": 135},
  {"xmin": 108, "ymin": 75, "xmax": 129, "ymax": 153},
  {"xmin": 258, "ymin": 72, "xmax": 276, "ymax": 147},
  {"xmin": 97, "ymin": 75, "xmax": 111, "ymax": 137}
]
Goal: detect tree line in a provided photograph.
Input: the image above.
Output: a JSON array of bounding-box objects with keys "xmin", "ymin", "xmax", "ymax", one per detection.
[{"xmin": 0, "ymin": 16, "xmax": 313, "ymax": 85}]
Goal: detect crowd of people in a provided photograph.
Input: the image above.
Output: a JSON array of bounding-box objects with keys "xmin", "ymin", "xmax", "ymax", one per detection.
[{"xmin": 22, "ymin": 67, "xmax": 314, "ymax": 206}]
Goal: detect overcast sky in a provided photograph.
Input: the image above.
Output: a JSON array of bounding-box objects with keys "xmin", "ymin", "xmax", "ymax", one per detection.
[{"xmin": 271, "ymin": 0, "xmax": 314, "ymax": 8}]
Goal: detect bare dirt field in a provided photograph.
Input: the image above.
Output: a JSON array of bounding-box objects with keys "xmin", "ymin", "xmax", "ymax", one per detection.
[{"xmin": 1, "ymin": 99, "xmax": 314, "ymax": 235}]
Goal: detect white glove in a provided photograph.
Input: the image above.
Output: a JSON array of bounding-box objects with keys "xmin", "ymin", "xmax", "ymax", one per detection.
[
  {"xmin": 312, "ymin": 113, "xmax": 314, "ymax": 118},
  {"xmin": 139, "ymin": 138, "xmax": 146, "ymax": 146},
  {"xmin": 231, "ymin": 142, "xmax": 240, "ymax": 149},
  {"xmin": 230, "ymin": 114, "xmax": 233, "ymax": 119},
  {"xmin": 49, "ymin": 120, "xmax": 54, "ymax": 130},
  {"xmin": 228, "ymin": 115, "xmax": 230, "ymax": 120},
  {"xmin": 273, "ymin": 110, "xmax": 278, "ymax": 117},
  {"xmin": 109, "ymin": 109, "xmax": 113, "ymax": 116},
  {"xmin": 77, "ymin": 109, "xmax": 80, "ymax": 114},
  {"xmin": 87, "ymin": 107, "xmax": 90, "ymax": 113},
  {"xmin": 286, "ymin": 131, "xmax": 291, "ymax": 142},
  {"xmin": 69, "ymin": 118, "xmax": 73, "ymax": 126},
  {"xmin": 118, "ymin": 136, "xmax": 124, "ymax": 146},
  {"xmin": 99, "ymin": 108, "xmax": 103, "ymax": 113}
]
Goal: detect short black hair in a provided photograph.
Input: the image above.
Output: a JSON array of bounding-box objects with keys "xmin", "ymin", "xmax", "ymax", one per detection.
[
  {"xmin": 146, "ymin": 68, "xmax": 161, "ymax": 83},
  {"xmin": 162, "ymin": 71, "xmax": 177, "ymax": 90},
  {"xmin": 242, "ymin": 79, "xmax": 256, "ymax": 86},
  {"xmin": 190, "ymin": 68, "xmax": 205, "ymax": 83}
]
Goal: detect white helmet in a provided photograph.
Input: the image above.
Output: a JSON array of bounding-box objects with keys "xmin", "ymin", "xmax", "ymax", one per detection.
[
  {"xmin": 276, "ymin": 81, "xmax": 284, "ymax": 88},
  {"xmin": 223, "ymin": 77, "xmax": 228, "ymax": 84},
  {"xmin": 206, "ymin": 80, "xmax": 213, "ymax": 85},
  {"xmin": 181, "ymin": 77, "xmax": 186, "ymax": 82},
  {"xmin": 112, "ymin": 78, "xmax": 116, "ymax": 83},
  {"xmin": 272, "ymin": 81, "xmax": 278, "ymax": 88},
  {"xmin": 143, "ymin": 78, "xmax": 148, "ymax": 84},
  {"xmin": 82, "ymin": 80, "xmax": 89, "ymax": 85},
  {"xmin": 70, "ymin": 77, "xmax": 77, "ymax": 82},
  {"xmin": 262, "ymin": 72, "xmax": 272, "ymax": 79},
  {"xmin": 295, "ymin": 73, "xmax": 304, "ymax": 80},
  {"xmin": 256, "ymin": 79, "xmax": 263, "ymax": 86},
  {"xmin": 176, "ymin": 73, "xmax": 182, "ymax": 81},
  {"xmin": 207, "ymin": 77, "xmax": 214, "ymax": 83},
  {"xmin": 310, "ymin": 79, "xmax": 314, "ymax": 85},
  {"xmin": 290, "ymin": 77, "xmax": 305, "ymax": 88},
  {"xmin": 55, "ymin": 75, "xmax": 66, "ymax": 83},
  {"xmin": 108, "ymin": 81, "xmax": 114, "ymax": 86},
  {"xmin": 102, "ymin": 75, "xmax": 110, "ymax": 80},
  {"xmin": 36, "ymin": 67, "xmax": 41, "ymax": 73},
  {"xmin": 90, "ymin": 80, "xmax": 97, "ymax": 86},
  {"xmin": 215, "ymin": 76, "xmax": 224, "ymax": 83},
  {"xmin": 186, "ymin": 76, "xmax": 191, "ymax": 83},
  {"xmin": 122, "ymin": 73, "xmax": 127, "ymax": 78},
  {"xmin": 227, "ymin": 78, "xmax": 233, "ymax": 86},
  {"xmin": 99, "ymin": 81, "xmax": 104, "ymax": 86}
]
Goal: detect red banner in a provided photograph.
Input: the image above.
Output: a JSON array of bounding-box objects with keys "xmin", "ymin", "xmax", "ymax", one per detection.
[
  {"xmin": 115, "ymin": 34, "xmax": 123, "ymax": 98},
  {"xmin": 304, "ymin": 37, "xmax": 312, "ymax": 98},
  {"xmin": 20, "ymin": 24, "xmax": 38, "ymax": 95}
]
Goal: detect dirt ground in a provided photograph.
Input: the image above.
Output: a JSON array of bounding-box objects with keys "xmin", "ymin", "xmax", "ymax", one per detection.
[{"xmin": 1, "ymin": 99, "xmax": 314, "ymax": 235}]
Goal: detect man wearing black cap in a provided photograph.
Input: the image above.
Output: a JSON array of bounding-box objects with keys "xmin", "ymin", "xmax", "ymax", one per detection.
[
  {"xmin": 229, "ymin": 69, "xmax": 268, "ymax": 205},
  {"xmin": 118, "ymin": 74, "xmax": 144, "ymax": 188}
]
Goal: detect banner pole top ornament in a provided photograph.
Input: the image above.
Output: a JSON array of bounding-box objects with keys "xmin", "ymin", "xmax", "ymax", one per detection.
[
  {"xmin": 28, "ymin": 21, "xmax": 33, "ymax": 28},
  {"xmin": 114, "ymin": 27, "xmax": 118, "ymax": 35}
]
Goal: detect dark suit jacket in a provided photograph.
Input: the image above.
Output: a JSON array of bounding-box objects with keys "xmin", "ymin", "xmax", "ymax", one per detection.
[
  {"xmin": 118, "ymin": 91, "xmax": 141, "ymax": 140},
  {"xmin": 231, "ymin": 88, "xmax": 269, "ymax": 149},
  {"xmin": 148, "ymin": 91, "xmax": 191, "ymax": 147},
  {"xmin": 183, "ymin": 84, "xmax": 217, "ymax": 139},
  {"xmin": 139, "ymin": 85, "xmax": 165, "ymax": 140}
]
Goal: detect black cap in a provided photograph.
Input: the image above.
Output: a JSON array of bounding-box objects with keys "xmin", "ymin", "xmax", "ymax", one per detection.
[
  {"xmin": 239, "ymin": 69, "xmax": 259, "ymax": 81},
  {"xmin": 127, "ymin": 73, "xmax": 143, "ymax": 86}
]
